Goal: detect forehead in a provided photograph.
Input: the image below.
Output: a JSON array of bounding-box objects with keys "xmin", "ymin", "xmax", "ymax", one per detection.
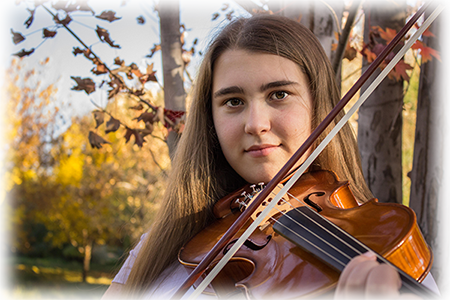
[{"xmin": 212, "ymin": 49, "xmax": 307, "ymax": 92}]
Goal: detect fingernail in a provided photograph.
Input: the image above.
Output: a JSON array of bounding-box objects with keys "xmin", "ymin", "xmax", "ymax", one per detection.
[{"xmin": 362, "ymin": 251, "xmax": 377, "ymax": 259}]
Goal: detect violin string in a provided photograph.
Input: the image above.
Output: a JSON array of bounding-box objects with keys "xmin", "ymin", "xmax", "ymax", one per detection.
[
  {"xmin": 240, "ymin": 200, "xmax": 349, "ymax": 268},
  {"xmin": 286, "ymin": 191, "xmax": 365, "ymax": 255},
  {"xmin": 269, "ymin": 204, "xmax": 350, "ymax": 266},
  {"xmin": 270, "ymin": 213, "xmax": 348, "ymax": 268},
  {"xmin": 239, "ymin": 188, "xmax": 426, "ymax": 294},
  {"xmin": 267, "ymin": 191, "xmax": 358, "ymax": 260}
]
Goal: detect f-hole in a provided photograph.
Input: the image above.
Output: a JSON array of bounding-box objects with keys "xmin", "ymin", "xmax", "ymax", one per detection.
[
  {"xmin": 303, "ymin": 192, "xmax": 325, "ymax": 212},
  {"xmin": 223, "ymin": 235, "xmax": 272, "ymax": 255}
]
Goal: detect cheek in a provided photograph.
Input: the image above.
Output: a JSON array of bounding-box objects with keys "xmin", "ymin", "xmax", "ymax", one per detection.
[
  {"xmin": 213, "ymin": 112, "xmax": 234, "ymax": 153},
  {"xmin": 279, "ymin": 108, "xmax": 312, "ymax": 137}
]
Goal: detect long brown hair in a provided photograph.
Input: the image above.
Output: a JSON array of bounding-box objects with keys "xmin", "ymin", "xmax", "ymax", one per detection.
[{"xmin": 124, "ymin": 14, "xmax": 372, "ymax": 296}]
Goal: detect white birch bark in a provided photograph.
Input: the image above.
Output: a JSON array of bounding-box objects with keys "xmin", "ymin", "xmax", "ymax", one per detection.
[
  {"xmin": 158, "ymin": 0, "xmax": 186, "ymax": 159},
  {"xmin": 358, "ymin": 0, "xmax": 406, "ymax": 204}
]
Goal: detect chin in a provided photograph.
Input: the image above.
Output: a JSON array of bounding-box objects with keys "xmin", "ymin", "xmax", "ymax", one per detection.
[{"xmin": 244, "ymin": 174, "xmax": 276, "ymax": 185}]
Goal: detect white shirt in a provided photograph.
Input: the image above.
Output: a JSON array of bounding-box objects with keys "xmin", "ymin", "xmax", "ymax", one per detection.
[
  {"xmin": 112, "ymin": 234, "xmax": 215, "ymax": 299},
  {"xmin": 112, "ymin": 234, "xmax": 440, "ymax": 299}
]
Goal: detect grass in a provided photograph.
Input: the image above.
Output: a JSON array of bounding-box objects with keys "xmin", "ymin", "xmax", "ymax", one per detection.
[{"xmin": 9, "ymin": 256, "xmax": 117, "ymax": 299}]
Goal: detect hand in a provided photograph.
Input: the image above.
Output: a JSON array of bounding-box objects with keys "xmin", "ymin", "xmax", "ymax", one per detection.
[{"xmin": 334, "ymin": 252, "xmax": 421, "ymax": 299}]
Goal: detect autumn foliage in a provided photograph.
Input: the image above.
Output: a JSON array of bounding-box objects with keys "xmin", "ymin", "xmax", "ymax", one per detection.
[
  {"xmin": 5, "ymin": 58, "xmax": 168, "ymax": 282},
  {"xmin": 11, "ymin": 0, "xmax": 192, "ymax": 151},
  {"xmin": 0, "ymin": 59, "xmax": 58, "ymax": 244},
  {"xmin": 7, "ymin": 0, "xmax": 441, "ymax": 287}
]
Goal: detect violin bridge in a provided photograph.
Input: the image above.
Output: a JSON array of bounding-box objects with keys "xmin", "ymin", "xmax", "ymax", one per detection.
[{"xmin": 247, "ymin": 184, "xmax": 291, "ymax": 230}]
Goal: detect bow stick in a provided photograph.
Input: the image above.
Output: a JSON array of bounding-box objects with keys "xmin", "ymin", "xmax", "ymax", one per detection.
[{"xmin": 172, "ymin": 2, "xmax": 443, "ymax": 299}]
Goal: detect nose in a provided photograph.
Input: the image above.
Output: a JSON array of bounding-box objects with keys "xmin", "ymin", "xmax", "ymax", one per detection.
[{"xmin": 244, "ymin": 102, "xmax": 271, "ymax": 135}]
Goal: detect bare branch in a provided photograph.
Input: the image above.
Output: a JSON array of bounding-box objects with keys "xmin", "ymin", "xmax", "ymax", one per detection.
[
  {"xmin": 332, "ymin": 0, "xmax": 362, "ymax": 76},
  {"xmin": 148, "ymin": 148, "xmax": 168, "ymax": 177}
]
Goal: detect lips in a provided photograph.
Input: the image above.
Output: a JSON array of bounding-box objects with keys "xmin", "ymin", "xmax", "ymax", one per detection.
[{"xmin": 245, "ymin": 144, "xmax": 279, "ymax": 158}]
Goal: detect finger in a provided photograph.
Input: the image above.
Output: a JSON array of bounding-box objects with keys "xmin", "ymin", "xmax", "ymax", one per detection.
[
  {"xmin": 365, "ymin": 263, "xmax": 401, "ymax": 298},
  {"xmin": 338, "ymin": 252, "xmax": 377, "ymax": 287},
  {"xmin": 335, "ymin": 252, "xmax": 379, "ymax": 299}
]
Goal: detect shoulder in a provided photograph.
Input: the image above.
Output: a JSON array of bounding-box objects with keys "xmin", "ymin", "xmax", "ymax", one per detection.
[{"xmin": 101, "ymin": 282, "xmax": 124, "ymax": 299}]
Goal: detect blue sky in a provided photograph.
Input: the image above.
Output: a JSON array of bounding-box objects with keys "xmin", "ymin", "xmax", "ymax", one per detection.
[{"xmin": 2, "ymin": 0, "xmax": 250, "ymax": 121}]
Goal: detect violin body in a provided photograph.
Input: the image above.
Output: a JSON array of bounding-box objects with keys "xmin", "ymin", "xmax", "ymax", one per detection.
[{"xmin": 178, "ymin": 170, "xmax": 432, "ymax": 299}]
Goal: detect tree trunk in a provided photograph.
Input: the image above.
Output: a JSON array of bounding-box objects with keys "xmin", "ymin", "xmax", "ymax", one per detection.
[
  {"xmin": 81, "ymin": 229, "xmax": 93, "ymax": 283},
  {"xmin": 280, "ymin": 0, "xmax": 343, "ymax": 62},
  {"xmin": 158, "ymin": 0, "xmax": 186, "ymax": 159},
  {"xmin": 357, "ymin": 0, "xmax": 406, "ymax": 204},
  {"xmin": 408, "ymin": 12, "xmax": 443, "ymax": 284}
]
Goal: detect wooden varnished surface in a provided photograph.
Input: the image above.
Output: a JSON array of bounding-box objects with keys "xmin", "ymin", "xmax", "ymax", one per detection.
[{"xmin": 179, "ymin": 170, "xmax": 432, "ymax": 299}]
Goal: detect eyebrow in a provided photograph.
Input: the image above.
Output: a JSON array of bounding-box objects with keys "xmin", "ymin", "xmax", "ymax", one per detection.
[
  {"xmin": 213, "ymin": 80, "xmax": 298, "ymax": 99},
  {"xmin": 260, "ymin": 80, "xmax": 298, "ymax": 91},
  {"xmin": 213, "ymin": 86, "xmax": 244, "ymax": 98}
]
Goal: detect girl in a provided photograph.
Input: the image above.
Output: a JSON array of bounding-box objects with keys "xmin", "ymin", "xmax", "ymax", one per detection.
[{"xmin": 102, "ymin": 14, "xmax": 435, "ymax": 299}]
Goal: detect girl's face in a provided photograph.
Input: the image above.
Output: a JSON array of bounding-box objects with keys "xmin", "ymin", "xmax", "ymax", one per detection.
[{"xmin": 212, "ymin": 49, "xmax": 312, "ymax": 184}]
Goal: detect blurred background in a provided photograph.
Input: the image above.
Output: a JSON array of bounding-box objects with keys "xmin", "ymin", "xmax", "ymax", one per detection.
[{"xmin": 0, "ymin": 0, "xmax": 450, "ymax": 300}]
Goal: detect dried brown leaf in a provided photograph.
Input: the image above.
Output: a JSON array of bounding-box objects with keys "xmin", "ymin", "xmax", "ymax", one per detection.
[
  {"xmin": 105, "ymin": 116, "xmax": 121, "ymax": 133},
  {"xmin": 130, "ymin": 63, "xmax": 143, "ymax": 78},
  {"xmin": 124, "ymin": 128, "xmax": 144, "ymax": 147},
  {"xmin": 114, "ymin": 56, "xmax": 124, "ymax": 66},
  {"xmin": 225, "ymin": 10, "xmax": 234, "ymax": 21},
  {"xmin": 88, "ymin": 131, "xmax": 110, "ymax": 149},
  {"xmin": 137, "ymin": 16, "xmax": 145, "ymax": 24},
  {"xmin": 71, "ymin": 76, "xmax": 96, "ymax": 94},
  {"xmin": 135, "ymin": 112, "xmax": 156, "ymax": 123},
  {"xmin": 54, "ymin": 14, "xmax": 72, "ymax": 26},
  {"xmin": 43, "ymin": 28, "xmax": 57, "ymax": 38},
  {"xmin": 11, "ymin": 29, "xmax": 25, "ymax": 44},
  {"xmin": 96, "ymin": 10, "xmax": 122, "ymax": 22},
  {"xmin": 91, "ymin": 58, "xmax": 108, "ymax": 75},
  {"xmin": 24, "ymin": 8, "xmax": 35, "ymax": 28},
  {"xmin": 344, "ymin": 44, "xmax": 357, "ymax": 61},
  {"xmin": 73, "ymin": 47, "xmax": 84, "ymax": 56},
  {"xmin": 96, "ymin": 25, "xmax": 121, "ymax": 48},
  {"xmin": 146, "ymin": 44, "xmax": 161, "ymax": 58},
  {"xmin": 107, "ymin": 77, "xmax": 124, "ymax": 99},
  {"xmin": 92, "ymin": 110, "xmax": 105, "ymax": 128},
  {"xmin": 13, "ymin": 48, "xmax": 35, "ymax": 57}
]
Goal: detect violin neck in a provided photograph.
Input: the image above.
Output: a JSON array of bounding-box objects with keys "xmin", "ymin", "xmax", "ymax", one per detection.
[{"xmin": 273, "ymin": 206, "xmax": 437, "ymax": 298}]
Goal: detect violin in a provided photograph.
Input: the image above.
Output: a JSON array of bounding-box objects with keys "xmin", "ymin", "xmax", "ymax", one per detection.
[
  {"xmin": 172, "ymin": 2, "xmax": 443, "ymax": 299},
  {"xmin": 178, "ymin": 170, "xmax": 433, "ymax": 299}
]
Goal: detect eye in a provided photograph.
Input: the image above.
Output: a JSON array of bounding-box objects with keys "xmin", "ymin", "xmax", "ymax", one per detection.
[
  {"xmin": 271, "ymin": 91, "xmax": 289, "ymax": 100},
  {"xmin": 225, "ymin": 98, "xmax": 244, "ymax": 107}
]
